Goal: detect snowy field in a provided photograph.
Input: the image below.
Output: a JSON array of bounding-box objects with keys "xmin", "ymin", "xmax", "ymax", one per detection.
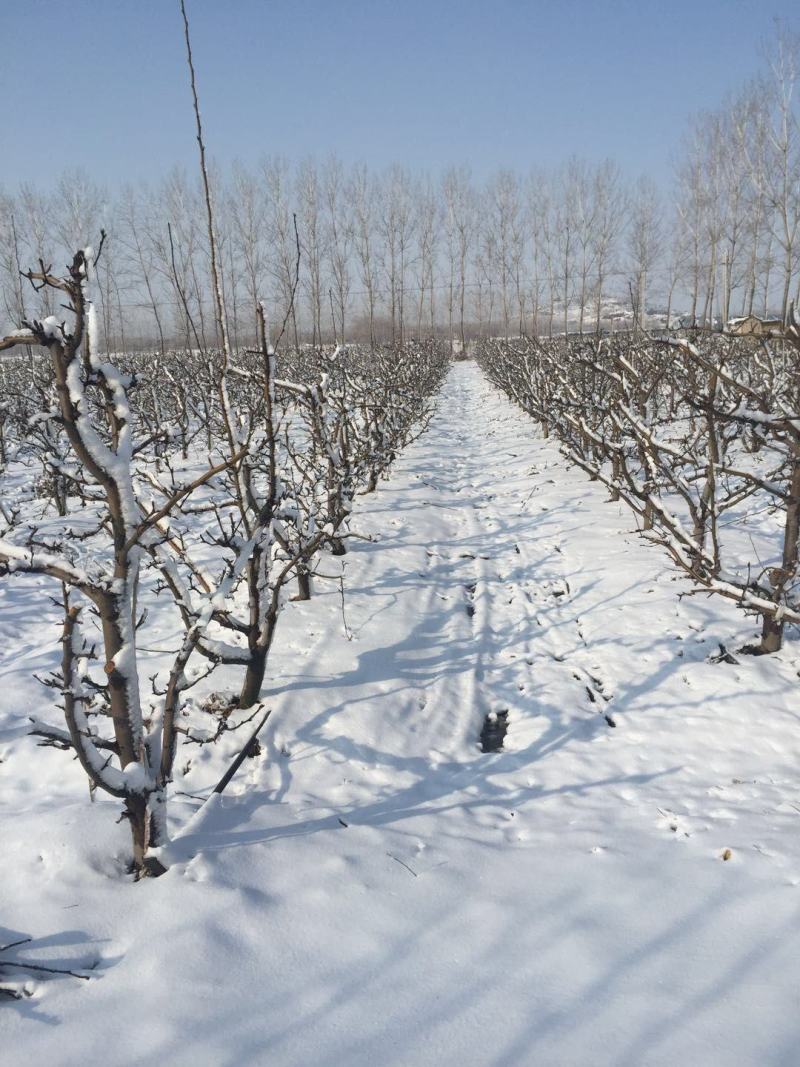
[{"xmin": 2, "ymin": 361, "xmax": 800, "ymax": 1066}]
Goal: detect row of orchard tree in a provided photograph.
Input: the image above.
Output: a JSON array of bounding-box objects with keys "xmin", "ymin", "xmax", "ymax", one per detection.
[
  {"xmin": 479, "ymin": 320, "xmax": 800, "ymax": 658},
  {"xmin": 0, "ymin": 253, "xmax": 448, "ymax": 874},
  {"xmin": 1, "ymin": 34, "xmax": 799, "ymax": 351}
]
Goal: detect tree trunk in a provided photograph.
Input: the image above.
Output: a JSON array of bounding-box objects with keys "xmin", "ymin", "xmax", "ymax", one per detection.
[
  {"xmin": 758, "ymin": 458, "xmax": 800, "ymax": 653},
  {"xmin": 125, "ymin": 794, "xmax": 166, "ymax": 879},
  {"xmin": 239, "ymin": 647, "xmax": 268, "ymax": 709},
  {"xmin": 296, "ymin": 566, "xmax": 312, "ymax": 601},
  {"xmin": 759, "ymin": 614, "xmax": 784, "ymax": 654}
]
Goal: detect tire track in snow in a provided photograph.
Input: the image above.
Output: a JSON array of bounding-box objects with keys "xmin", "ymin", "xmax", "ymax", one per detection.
[{"xmin": 412, "ymin": 369, "xmax": 617, "ymax": 760}]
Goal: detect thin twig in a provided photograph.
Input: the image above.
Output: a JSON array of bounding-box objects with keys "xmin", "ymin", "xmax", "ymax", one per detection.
[
  {"xmin": 339, "ymin": 562, "xmax": 354, "ymax": 640},
  {"xmin": 0, "ymin": 959, "xmax": 92, "ymax": 980},
  {"xmin": 386, "ymin": 852, "xmax": 418, "ymax": 877},
  {"xmin": 274, "ymin": 213, "xmax": 301, "ymax": 351}
]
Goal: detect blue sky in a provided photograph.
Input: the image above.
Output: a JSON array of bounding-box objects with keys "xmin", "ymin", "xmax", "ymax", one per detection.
[{"xmin": 2, "ymin": 0, "xmax": 798, "ymax": 190}]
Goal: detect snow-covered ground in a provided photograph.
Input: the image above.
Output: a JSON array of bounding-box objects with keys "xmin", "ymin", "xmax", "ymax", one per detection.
[{"xmin": 2, "ymin": 362, "xmax": 800, "ymax": 1066}]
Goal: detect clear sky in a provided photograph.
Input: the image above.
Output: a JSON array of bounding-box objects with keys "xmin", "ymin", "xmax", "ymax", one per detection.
[{"xmin": 2, "ymin": 0, "xmax": 798, "ymax": 190}]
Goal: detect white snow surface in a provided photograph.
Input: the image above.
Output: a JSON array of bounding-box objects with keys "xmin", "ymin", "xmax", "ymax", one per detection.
[{"xmin": 2, "ymin": 362, "xmax": 800, "ymax": 1065}]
